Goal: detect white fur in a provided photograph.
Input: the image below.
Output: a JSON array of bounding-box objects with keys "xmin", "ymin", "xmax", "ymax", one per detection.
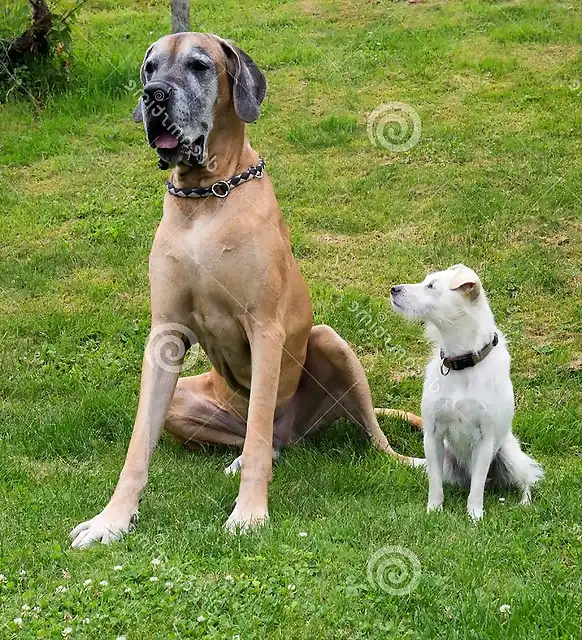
[{"xmin": 391, "ymin": 264, "xmax": 543, "ymax": 520}]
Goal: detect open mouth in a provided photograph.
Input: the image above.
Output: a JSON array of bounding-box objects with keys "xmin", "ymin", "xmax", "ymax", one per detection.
[
  {"xmin": 391, "ymin": 296, "xmax": 403, "ymax": 309},
  {"xmin": 151, "ymin": 132, "xmax": 206, "ymax": 166}
]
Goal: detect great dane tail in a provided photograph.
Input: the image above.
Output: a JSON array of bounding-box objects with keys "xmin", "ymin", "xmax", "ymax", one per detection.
[{"xmin": 374, "ymin": 408, "xmax": 424, "ymax": 467}]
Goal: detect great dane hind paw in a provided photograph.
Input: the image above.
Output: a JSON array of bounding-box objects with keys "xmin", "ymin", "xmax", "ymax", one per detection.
[
  {"xmin": 70, "ymin": 508, "xmax": 138, "ymax": 549},
  {"xmin": 224, "ymin": 503, "xmax": 269, "ymax": 534},
  {"xmin": 224, "ymin": 455, "xmax": 243, "ymax": 476}
]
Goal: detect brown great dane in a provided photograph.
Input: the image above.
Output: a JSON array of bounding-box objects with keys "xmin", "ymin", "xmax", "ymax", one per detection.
[{"xmin": 70, "ymin": 33, "xmax": 422, "ymax": 548}]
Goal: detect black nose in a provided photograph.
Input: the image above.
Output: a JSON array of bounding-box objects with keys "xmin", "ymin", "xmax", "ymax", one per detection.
[
  {"xmin": 143, "ymin": 81, "xmax": 172, "ymax": 104},
  {"xmin": 391, "ymin": 286, "xmax": 403, "ymax": 296}
]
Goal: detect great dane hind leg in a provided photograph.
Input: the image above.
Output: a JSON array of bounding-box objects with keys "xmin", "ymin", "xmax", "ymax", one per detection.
[
  {"xmin": 300, "ymin": 325, "xmax": 424, "ymax": 466},
  {"xmin": 70, "ymin": 321, "xmax": 186, "ymax": 549},
  {"xmin": 225, "ymin": 322, "xmax": 285, "ymax": 533}
]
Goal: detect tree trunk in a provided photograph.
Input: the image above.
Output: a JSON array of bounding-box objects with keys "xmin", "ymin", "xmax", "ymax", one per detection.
[
  {"xmin": 171, "ymin": 0, "xmax": 190, "ymax": 33},
  {"xmin": 5, "ymin": 0, "xmax": 53, "ymax": 64}
]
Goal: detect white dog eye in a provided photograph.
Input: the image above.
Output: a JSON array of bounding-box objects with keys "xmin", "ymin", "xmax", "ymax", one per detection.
[{"xmin": 426, "ymin": 281, "xmax": 436, "ymax": 290}]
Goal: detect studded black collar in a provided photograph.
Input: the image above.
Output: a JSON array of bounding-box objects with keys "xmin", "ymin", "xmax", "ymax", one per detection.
[{"xmin": 166, "ymin": 158, "xmax": 265, "ymax": 199}]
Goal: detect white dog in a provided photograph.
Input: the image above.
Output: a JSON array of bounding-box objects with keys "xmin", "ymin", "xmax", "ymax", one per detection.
[{"xmin": 391, "ymin": 264, "xmax": 543, "ymax": 520}]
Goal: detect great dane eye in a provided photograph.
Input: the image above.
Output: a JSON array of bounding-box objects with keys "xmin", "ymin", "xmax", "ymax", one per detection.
[
  {"xmin": 144, "ymin": 61, "xmax": 156, "ymax": 75},
  {"xmin": 188, "ymin": 59, "xmax": 210, "ymax": 72}
]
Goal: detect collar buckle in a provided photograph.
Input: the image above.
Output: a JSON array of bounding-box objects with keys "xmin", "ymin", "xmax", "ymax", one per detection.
[
  {"xmin": 440, "ymin": 358, "xmax": 451, "ymax": 376},
  {"xmin": 211, "ymin": 180, "xmax": 231, "ymax": 198}
]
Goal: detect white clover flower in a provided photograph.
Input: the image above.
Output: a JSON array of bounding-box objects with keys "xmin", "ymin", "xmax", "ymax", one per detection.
[
  {"xmin": 0, "ymin": 574, "xmax": 7, "ymax": 583},
  {"xmin": 21, "ymin": 604, "xmax": 30, "ymax": 612},
  {"xmin": 99, "ymin": 580, "xmax": 109, "ymax": 587},
  {"xmin": 83, "ymin": 579, "xmax": 92, "ymax": 586},
  {"xmin": 113, "ymin": 565, "xmax": 124, "ymax": 571},
  {"xmin": 124, "ymin": 587, "xmax": 132, "ymax": 594},
  {"xmin": 197, "ymin": 615, "xmax": 205, "ymax": 622},
  {"xmin": 151, "ymin": 558, "xmax": 161, "ymax": 566},
  {"xmin": 499, "ymin": 497, "xmax": 506, "ymax": 503},
  {"xmin": 299, "ymin": 531, "xmax": 308, "ymax": 537},
  {"xmin": 19, "ymin": 569, "xmax": 26, "ymax": 577},
  {"xmin": 62, "ymin": 627, "xmax": 73, "ymax": 636},
  {"xmin": 33, "ymin": 606, "xmax": 41, "ymax": 613},
  {"xmin": 499, "ymin": 604, "xmax": 511, "ymax": 614},
  {"xmin": 164, "ymin": 581, "xmax": 174, "ymax": 589},
  {"xmin": 224, "ymin": 574, "xmax": 234, "ymax": 582},
  {"xmin": 116, "ymin": 636, "xmax": 127, "ymax": 640},
  {"xmin": 55, "ymin": 585, "xmax": 68, "ymax": 594},
  {"xmin": 149, "ymin": 576, "xmax": 159, "ymax": 582},
  {"xmin": 287, "ymin": 584, "xmax": 296, "ymax": 590},
  {"xmin": 82, "ymin": 618, "xmax": 90, "ymax": 625},
  {"xmin": 232, "ymin": 635, "xmax": 241, "ymax": 640},
  {"xmin": 14, "ymin": 617, "xmax": 23, "ymax": 627}
]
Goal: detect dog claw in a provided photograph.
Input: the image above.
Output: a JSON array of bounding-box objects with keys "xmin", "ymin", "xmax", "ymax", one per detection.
[
  {"xmin": 225, "ymin": 503, "xmax": 269, "ymax": 534},
  {"xmin": 70, "ymin": 508, "xmax": 137, "ymax": 549}
]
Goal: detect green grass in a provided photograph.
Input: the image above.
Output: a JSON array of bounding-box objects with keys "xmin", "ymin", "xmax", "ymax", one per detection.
[{"xmin": 1, "ymin": 0, "xmax": 582, "ymax": 637}]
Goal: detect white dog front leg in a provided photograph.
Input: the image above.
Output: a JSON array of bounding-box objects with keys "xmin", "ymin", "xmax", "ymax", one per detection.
[
  {"xmin": 467, "ymin": 435, "xmax": 495, "ymax": 521},
  {"xmin": 424, "ymin": 426, "xmax": 444, "ymax": 512}
]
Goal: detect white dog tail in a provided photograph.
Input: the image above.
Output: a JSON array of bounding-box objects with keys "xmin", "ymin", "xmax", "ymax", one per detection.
[
  {"xmin": 492, "ymin": 433, "xmax": 544, "ymax": 498},
  {"xmin": 374, "ymin": 408, "xmax": 425, "ymax": 468}
]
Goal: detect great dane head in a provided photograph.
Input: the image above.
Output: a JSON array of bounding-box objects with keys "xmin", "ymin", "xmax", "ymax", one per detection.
[{"xmin": 133, "ymin": 33, "xmax": 267, "ymax": 167}]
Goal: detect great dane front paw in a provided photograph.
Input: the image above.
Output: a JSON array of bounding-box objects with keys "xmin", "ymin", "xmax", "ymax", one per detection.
[
  {"xmin": 70, "ymin": 507, "xmax": 138, "ymax": 549},
  {"xmin": 224, "ymin": 502, "xmax": 269, "ymax": 534}
]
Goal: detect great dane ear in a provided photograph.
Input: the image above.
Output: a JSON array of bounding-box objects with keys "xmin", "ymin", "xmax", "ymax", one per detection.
[
  {"xmin": 218, "ymin": 39, "xmax": 267, "ymax": 123},
  {"xmin": 132, "ymin": 43, "xmax": 155, "ymax": 123},
  {"xmin": 132, "ymin": 99, "xmax": 144, "ymax": 123}
]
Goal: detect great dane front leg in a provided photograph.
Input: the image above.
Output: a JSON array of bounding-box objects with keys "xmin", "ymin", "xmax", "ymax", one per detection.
[
  {"xmin": 70, "ymin": 327, "xmax": 184, "ymax": 548},
  {"xmin": 225, "ymin": 323, "xmax": 284, "ymax": 532}
]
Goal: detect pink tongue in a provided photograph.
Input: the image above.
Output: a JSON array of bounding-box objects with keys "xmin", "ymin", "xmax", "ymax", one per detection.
[{"xmin": 154, "ymin": 133, "xmax": 179, "ymax": 149}]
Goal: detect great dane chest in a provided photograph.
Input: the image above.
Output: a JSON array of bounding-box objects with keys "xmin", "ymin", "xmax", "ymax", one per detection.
[{"xmin": 152, "ymin": 219, "xmax": 268, "ymax": 389}]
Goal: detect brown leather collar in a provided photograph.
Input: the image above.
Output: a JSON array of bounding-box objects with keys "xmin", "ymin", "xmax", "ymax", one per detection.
[{"xmin": 440, "ymin": 333, "xmax": 499, "ymax": 375}]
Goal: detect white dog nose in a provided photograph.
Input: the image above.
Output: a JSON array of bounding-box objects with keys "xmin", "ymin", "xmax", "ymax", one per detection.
[{"xmin": 391, "ymin": 286, "xmax": 403, "ymax": 295}]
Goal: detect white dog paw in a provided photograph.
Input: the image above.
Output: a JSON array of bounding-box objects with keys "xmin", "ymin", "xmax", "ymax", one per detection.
[
  {"xmin": 224, "ymin": 502, "xmax": 269, "ymax": 534},
  {"xmin": 468, "ymin": 506, "xmax": 484, "ymax": 521},
  {"xmin": 520, "ymin": 490, "xmax": 532, "ymax": 505},
  {"xmin": 224, "ymin": 455, "xmax": 243, "ymax": 476},
  {"xmin": 70, "ymin": 508, "xmax": 137, "ymax": 549},
  {"xmin": 426, "ymin": 501, "xmax": 443, "ymax": 513}
]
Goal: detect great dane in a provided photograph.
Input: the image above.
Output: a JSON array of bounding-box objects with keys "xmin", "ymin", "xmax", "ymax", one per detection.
[{"xmin": 70, "ymin": 32, "xmax": 422, "ymax": 548}]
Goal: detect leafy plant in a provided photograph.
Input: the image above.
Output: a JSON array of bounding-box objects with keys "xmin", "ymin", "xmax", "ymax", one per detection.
[{"xmin": 0, "ymin": 0, "xmax": 84, "ymax": 103}]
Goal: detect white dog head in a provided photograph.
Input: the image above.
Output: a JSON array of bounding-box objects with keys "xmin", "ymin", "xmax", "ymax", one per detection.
[{"xmin": 390, "ymin": 264, "xmax": 484, "ymax": 329}]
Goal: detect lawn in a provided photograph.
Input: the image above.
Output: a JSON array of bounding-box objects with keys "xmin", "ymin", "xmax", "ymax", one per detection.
[{"xmin": 1, "ymin": 0, "xmax": 581, "ymax": 637}]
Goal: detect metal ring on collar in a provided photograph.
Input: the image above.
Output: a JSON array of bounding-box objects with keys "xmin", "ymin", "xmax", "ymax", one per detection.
[{"xmin": 211, "ymin": 180, "xmax": 231, "ymax": 198}]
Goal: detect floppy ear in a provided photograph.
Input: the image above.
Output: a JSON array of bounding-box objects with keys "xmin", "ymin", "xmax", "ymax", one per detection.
[
  {"xmin": 218, "ymin": 39, "xmax": 267, "ymax": 123},
  {"xmin": 449, "ymin": 268, "xmax": 481, "ymax": 301},
  {"xmin": 132, "ymin": 43, "xmax": 155, "ymax": 123},
  {"xmin": 132, "ymin": 99, "xmax": 144, "ymax": 123}
]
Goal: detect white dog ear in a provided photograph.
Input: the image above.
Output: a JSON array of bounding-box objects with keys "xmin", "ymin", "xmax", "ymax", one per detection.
[{"xmin": 449, "ymin": 268, "xmax": 481, "ymax": 301}]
